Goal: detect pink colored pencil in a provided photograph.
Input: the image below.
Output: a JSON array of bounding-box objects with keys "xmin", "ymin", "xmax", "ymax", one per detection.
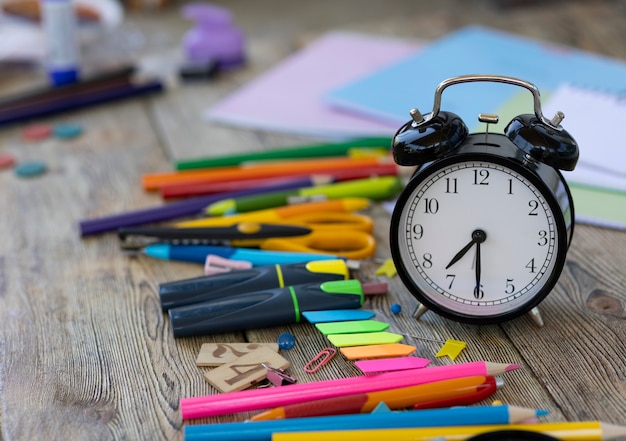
[{"xmin": 180, "ymin": 360, "xmax": 519, "ymax": 420}]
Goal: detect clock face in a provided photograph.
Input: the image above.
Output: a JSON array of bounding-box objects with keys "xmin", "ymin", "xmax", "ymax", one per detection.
[{"xmin": 391, "ymin": 155, "xmax": 567, "ymax": 323}]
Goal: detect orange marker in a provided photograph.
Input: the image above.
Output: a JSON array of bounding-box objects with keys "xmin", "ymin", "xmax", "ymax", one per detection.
[{"xmin": 141, "ymin": 156, "xmax": 395, "ymax": 191}]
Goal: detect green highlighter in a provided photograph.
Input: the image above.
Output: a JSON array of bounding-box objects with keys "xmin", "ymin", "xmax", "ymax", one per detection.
[{"xmin": 206, "ymin": 176, "xmax": 403, "ymax": 215}]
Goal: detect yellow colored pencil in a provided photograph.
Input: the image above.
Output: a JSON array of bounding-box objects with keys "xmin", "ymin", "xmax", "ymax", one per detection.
[{"xmin": 271, "ymin": 421, "xmax": 626, "ymax": 441}]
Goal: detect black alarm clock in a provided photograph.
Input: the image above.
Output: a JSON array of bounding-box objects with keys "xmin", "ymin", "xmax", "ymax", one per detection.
[{"xmin": 389, "ymin": 74, "xmax": 579, "ymax": 326}]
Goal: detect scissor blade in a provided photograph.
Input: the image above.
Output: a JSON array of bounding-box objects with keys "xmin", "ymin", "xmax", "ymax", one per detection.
[{"xmin": 117, "ymin": 224, "xmax": 313, "ymax": 247}]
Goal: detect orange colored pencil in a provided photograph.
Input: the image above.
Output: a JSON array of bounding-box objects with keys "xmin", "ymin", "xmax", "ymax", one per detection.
[
  {"xmin": 250, "ymin": 375, "xmax": 498, "ymax": 421},
  {"xmin": 141, "ymin": 156, "xmax": 394, "ymax": 191}
]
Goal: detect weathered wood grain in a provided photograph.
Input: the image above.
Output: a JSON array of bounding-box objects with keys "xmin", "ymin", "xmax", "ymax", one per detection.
[{"xmin": 1, "ymin": 1, "xmax": 625, "ymax": 440}]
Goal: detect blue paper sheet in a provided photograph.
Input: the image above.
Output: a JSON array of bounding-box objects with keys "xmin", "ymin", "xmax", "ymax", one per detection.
[{"xmin": 326, "ymin": 26, "xmax": 626, "ymax": 131}]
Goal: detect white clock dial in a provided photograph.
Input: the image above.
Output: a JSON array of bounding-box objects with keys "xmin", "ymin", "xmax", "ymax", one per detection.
[{"xmin": 393, "ymin": 159, "xmax": 561, "ymax": 319}]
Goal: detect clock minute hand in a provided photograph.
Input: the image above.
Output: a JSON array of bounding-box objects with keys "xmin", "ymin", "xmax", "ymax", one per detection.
[{"xmin": 474, "ymin": 239, "xmax": 482, "ymax": 298}]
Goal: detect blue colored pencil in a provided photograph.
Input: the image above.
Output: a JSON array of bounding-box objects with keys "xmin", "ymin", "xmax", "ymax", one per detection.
[
  {"xmin": 143, "ymin": 243, "xmax": 336, "ymax": 266},
  {"xmin": 184, "ymin": 405, "xmax": 547, "ymax": 441}
]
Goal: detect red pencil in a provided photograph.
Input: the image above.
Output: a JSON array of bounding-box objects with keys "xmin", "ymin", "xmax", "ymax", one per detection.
[
  {"xmin": 250, "ymin": 375, "xmax": 501, "ymax": 421},
  {"xmin": 160, "ymin": 175, "xmax": 332, "ymax": 199},
  {"xmin": 159, "ymin": 163, "xmax": 399, "ymax": 199},
  {"xmin": 142, "ymin": 156, "xmax": 396, "ymax": 191},
  {"xmin": 412, "ymin": 375, "xmax": 501, "ymax": 410}
]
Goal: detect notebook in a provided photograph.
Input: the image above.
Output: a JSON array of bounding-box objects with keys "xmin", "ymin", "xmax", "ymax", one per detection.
[
  {"xmin": 326, "ymin": 26, "xmax": 626, "ymax": 133},
  {"xmin": 204, "ymin": 31, "xmax": 420, "ymax": 139},
  {"xmin": 543, "ymin": 84, "xmax": 626, "ymax": 230},
  {"xmin": 543, "ymin": 84, "xmax": 626, "ymax": 181}
]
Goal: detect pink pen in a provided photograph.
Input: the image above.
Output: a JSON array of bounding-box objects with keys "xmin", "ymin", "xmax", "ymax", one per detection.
[{"xmin": 180, "ymin": 360, "xmax": 519, "ymax": 420}]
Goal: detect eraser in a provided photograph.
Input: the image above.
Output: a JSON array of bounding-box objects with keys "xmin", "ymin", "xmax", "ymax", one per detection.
[
  {"xmin": 196, "ymin": 342, "xmax": 279, "ymax": 366},
  {"xmin": 203, "ymin": 347, "xmax": 289, "ymax": 393}
]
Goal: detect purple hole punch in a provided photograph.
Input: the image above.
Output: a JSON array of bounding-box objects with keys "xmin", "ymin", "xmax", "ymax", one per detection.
[{"xmin": 181, "ymin": 2, "xmax": 246, "ymax": 77}]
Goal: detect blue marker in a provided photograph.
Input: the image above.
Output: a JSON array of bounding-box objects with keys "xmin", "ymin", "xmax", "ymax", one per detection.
[{"xmin": 143, "ymin": 244, "xmax": 341, "ymax": 266}]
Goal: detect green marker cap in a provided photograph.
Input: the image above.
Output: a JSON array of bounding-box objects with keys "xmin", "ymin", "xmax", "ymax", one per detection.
[{"xmin": 319, "ymin": 280, "xmax": 364, "ymax": 301}]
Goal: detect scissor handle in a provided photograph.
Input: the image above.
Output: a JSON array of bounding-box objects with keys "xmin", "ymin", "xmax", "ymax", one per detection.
[
  {"xmin": 261, "ymin": 230, "xmax": 376, "ymax": 260},
  {"xmin": 283, "ymin": 212, "xmax": 374, "ymax": 233}
]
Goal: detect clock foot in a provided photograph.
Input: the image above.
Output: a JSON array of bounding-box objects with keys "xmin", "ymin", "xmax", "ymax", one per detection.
[
  {"xmin": 528, "ymin": 307, "xmax": 545, "ymax": 327},
  {"xmin": 412, "ymin": 303, "xmax": 429, "ymax": 320}
]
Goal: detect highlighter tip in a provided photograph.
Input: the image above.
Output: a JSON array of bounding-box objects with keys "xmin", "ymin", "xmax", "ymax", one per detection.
[{"xmin": 536, "ymin": 409, "xmax": 550, "ymax": 417}]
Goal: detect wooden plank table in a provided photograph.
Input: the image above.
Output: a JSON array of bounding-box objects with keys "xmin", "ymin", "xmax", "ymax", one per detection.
[{"xmin": 1, "ymin": 1, "xmax": 625, "ymax": 439}]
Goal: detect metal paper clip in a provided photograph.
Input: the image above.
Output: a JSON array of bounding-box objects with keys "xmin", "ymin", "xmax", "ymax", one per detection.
[
  {"xmin": 261, "ymin": 363, "xmax": 297, "ymax": 386},
  {"xmin": 304, "ymin": 347, "xmax": 336, "ymax": 373}
]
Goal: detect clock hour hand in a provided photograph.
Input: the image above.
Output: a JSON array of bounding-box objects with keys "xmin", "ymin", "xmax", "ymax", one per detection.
[
  {"xmin": 446, "ymin": 239, "xmax": 475, "ymax": 269},
  {"xmin": 446, "ymin": 229, "xmax": 487, "ymax": 270}
]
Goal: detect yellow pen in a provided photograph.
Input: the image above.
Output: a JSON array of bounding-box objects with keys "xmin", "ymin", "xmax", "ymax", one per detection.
[
  {"xmin": 271, "ymin": 421, "xmax": 626, "ymax": 441},
  {"xmin": 176, "ymin": 197, "xmax": 371, "ymax": 228}
]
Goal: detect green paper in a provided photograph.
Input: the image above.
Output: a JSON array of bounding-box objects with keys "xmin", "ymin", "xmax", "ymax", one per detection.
[
  {"xmin": 327, "ymin": 331, "xmax": 404, "ymax": 347},
  {"xmin": 569, "ymin": 184, "xmax": 626, "ymax": 229},
  {"xmin": 315, "ymin": 320, "xmax": 389, "ymax": 335}
]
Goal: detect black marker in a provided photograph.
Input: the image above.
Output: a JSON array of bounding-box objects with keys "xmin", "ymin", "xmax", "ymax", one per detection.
[
  {"xmin": 168, "ymin": 279, "xmax": 379, "ymax": 337},
  {"xmin": 159, "ymin": 259, "xmax": 349, "ymax": 311}
]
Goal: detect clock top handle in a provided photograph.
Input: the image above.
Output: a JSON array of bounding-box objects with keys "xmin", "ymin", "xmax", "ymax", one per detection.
[
  {"xmin": 393, "ymin": 74, "xmax": 579, "ymax": 171},
  {"xmin": 415, "ymin": 74, "xmax": 561, "ymax": 129}
]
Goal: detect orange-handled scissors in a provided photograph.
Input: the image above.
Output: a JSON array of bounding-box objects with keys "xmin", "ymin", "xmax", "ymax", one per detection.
[
  {"xmin": 258, "ymin": 229, "xmax": 375, "ymax": 260},
  {"xmin": 231, "ymin": 212, "xmax": 376, "ymax": 260},
  {"xmin": 265, "ymin": 212, "xmax": 374, "ymax": 232}
]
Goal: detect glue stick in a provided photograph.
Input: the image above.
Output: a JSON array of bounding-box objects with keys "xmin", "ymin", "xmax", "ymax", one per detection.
[{"xmin": 41, "ymin": 0, "xmax": 80, "ymax": 85}]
